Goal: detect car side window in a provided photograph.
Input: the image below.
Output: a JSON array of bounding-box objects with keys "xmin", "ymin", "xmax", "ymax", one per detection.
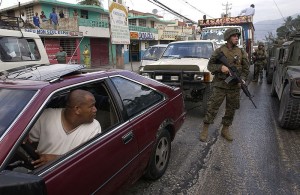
[
  {"xmin": 0, "ymin": 37, "xmax": 40, "ymax": 62},
  {"xmin": 6, "ymin": 81, "xmax": 120, "ymax": 173},
  {"xmin": 111, "ymin": 76, "xmax": 164, "ymax": 118}
]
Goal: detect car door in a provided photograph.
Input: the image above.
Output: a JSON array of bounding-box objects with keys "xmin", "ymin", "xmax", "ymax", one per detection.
[{"xmin": 36, "ymin": 80, "xmax": 140, "ymax": 195}]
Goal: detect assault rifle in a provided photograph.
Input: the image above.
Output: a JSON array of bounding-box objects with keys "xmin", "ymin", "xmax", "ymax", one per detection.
[{"xmin": 218, "ymin": 52, "xmax": 257, "ymax": 108}]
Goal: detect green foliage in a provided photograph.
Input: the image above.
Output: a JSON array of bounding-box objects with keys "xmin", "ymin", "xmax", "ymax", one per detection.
[
  {"xmin": 78, "ymin": 0, "xmax": 101, "ymax": 6},
  {"xmin": 276, "ymin": 15, "xmax": 300, "ymax": 39}
]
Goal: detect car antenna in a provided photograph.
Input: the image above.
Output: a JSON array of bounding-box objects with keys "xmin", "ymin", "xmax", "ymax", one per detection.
[{"xmin": 67, "ymin": 36, "xmax": 85, "ymax": 65}]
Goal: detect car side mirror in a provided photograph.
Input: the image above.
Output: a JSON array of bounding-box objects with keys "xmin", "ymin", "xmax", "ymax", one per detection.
[{"xmin": 0, "ymin": 170, "xmax": 46, "ymax": 195}]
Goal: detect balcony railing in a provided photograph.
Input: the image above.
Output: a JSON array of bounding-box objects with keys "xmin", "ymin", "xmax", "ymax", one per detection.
[
  {"xmin": 78, "ymin": 18, "xmax": 109, "ymax": 28},
  {"xmin": 129, "ymin": 25, "xmax": 158, "ymax": 33}
]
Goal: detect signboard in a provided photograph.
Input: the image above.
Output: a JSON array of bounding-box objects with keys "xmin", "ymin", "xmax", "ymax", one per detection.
[
  {"xmin": 109, "ymin": 0, "xmax": 130, "ymax": 44},
  {"xmin": 23, "ymin": 29, "xmax": 83, "ymax": 37},
  {"xmin": 198, "ymin": 15, "xmax": 252, "ymax": 27},
  {"xmin": 130, "ymin": 32, "xmax": 139, "ymax": 39},
  {"xmin": 139, "ymin": 32, "xmax": 154, "ymax": 40}
]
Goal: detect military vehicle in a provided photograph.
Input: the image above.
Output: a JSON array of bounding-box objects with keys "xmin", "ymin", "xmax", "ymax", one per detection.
[
  {"xmin": 0, "ymin": 15, "xmax": 49, "ymax": 71},
  {"xmin": 140, "ymin": 40, "xmax": 216, "ymax": 114},
  {"xmin": 270, "ymin": 31, "xmax": 300, "ymax": 129}
]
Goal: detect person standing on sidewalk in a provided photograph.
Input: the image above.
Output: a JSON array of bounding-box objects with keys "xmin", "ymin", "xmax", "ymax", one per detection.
[
  {"xmin": 54, "ymin": 46, "xmax": 67, "ymax": 64},
  {"xmin": 199, "ymin": 28, "xmax": 250, "ymax": 142},
  {"xmin": 252, "ymin": 42, "xmax": 267, "ymax": 83},
  {"xmin": 82, "ymin": 45, "xmax": 91, "ymax": 68}
]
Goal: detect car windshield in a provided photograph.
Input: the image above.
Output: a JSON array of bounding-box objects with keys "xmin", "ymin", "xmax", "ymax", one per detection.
[
  {"xmin": 162, "ymin": 42, "xmax": 213, "ymax": 59},
  {"xmin": 0, "ymin": 37, "xmax": 41, "ymax": 62},
  {"xmin": 142, "ymin": 46, "xmax": 166, "ymax": 60},
  {"xmin": 0, "ymin": 89, "xmax": 37, "ymax": 137}
]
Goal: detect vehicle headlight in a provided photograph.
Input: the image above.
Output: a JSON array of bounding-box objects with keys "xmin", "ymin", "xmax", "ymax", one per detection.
[
  {"xmin": 155, "ymin": 75, "xmax": 163, "ymax": 80},
  {"xmin": 171, "ymin": 76, "xmax": 179, "ymax": 81},
  {"xmin": 142, "ymin": 73, "xmax": 150, "ymax": 78},
  {"xmin": 194, "ymin": 74, "xmax": 203, "ymax": 80}
]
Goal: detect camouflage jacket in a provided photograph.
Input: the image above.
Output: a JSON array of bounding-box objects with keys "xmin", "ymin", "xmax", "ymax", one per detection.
[
  {"xmin": 208, "ymin": 44, "xmax": 250, "ymax": 89},
  {"xmin": 253, "ymin": 49, "xmax": 267, "ymax": 64}
]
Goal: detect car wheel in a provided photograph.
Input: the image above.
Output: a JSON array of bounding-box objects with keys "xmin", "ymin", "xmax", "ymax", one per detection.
[
  {"xmin": 278, "ymin": 86, "xmax": 300, "ymax": 129},
  {"xmin": 266, "ymin": 68, "xmax": 273, "ymax": 84},
  {"xmin": 201, "ymin": 85, "xmax": 212, "ymax": 116},
  {"xmin": 144, "ymin": 129, "xmax": 171, "ymax": 180}
]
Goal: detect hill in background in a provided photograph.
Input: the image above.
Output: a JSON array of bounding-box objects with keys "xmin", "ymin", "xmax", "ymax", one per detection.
[{"xmin": 254, "ymin": 13, "xmax": 300, "ymax": 41}]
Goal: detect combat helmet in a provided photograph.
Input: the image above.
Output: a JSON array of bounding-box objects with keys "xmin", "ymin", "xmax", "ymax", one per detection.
[
  {"xmin": 258, "ymin": 42, "xmax": 264, "ymax": 46},
  {"xmin": 224, "ymin": 28, "xmax": 241, "ymax": 41}
]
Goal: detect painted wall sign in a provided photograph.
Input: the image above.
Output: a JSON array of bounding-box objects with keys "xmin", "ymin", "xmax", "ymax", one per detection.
[
  {"xmin": 23, "ymin": 29, "xmax": 83, "ymax": 37},
  {"xmin": 139, "ymin": 32, "xmax": 154, "ymax": 40}
]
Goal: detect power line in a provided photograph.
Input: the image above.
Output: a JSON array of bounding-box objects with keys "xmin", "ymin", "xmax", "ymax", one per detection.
[
  {"xmin": 179, "ymin": 0, "xmax": 214, "ymax": 19},
  {"xmin": 272, "ymin": 0, "xmax": 285, "ymax": 21},
  {"xmin": 147, "ymin": 0, "xmax": 197, "ymax": 24}
]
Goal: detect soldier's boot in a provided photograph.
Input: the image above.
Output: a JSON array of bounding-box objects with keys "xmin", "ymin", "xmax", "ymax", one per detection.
[
  {"xmin": 221, "ymin": 125, "xmax": 233, "ymax": 142},
  {"xmin": 199, "ymin": 123, "xmax": 209, "ymax": 142}
]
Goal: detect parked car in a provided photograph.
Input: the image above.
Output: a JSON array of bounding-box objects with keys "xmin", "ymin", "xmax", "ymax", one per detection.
[
  {"xmin": 0, "ymin": 64, "xmax": 186, "ymax": 194},
  {"xmin": 271, "ymin": 31, "xmax": 300, "ymax": 129},
  {"xmin": 139, "ymin": 44, "xmax": 168, "ymax": 73}
]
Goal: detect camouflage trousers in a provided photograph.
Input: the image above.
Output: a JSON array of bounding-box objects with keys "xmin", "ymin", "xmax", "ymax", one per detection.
[
  {"xmin": 203, "ymin": 87, "xmax": 240, "ymax": 126},
  {"xmin": 253, "ymin": 63, "xmax": 265, "ymax": 80}
]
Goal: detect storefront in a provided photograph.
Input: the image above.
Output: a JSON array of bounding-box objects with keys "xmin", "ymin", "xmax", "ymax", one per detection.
[{"xmin": 23, "ymin": 29, "xmax": 82, "ymax": 64}]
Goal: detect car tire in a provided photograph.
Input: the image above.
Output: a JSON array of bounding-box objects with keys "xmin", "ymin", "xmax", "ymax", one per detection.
[
  {"xmin": 266, "ymin": 68, "xmax": 273, "ymax": 84},
  {"xmin": 278, "ymin": 86, "xmax": 300, "ymax": 129},
  {"xmin": 201, "ymin": 85, "xmax": 212, "ymax": 116},
  {"xmin": 144, "ymin": 129, "xmax": 171, "ymax": 180}
]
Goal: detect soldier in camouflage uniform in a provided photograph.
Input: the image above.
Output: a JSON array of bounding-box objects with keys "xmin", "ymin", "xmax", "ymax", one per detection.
[
  {"xmin": 252, "ymin": 42, "xmax": 267, "ymax": 83},
  {"xmin": 199, "ymin": 28, "xmax": 250, "ymax": 142}
]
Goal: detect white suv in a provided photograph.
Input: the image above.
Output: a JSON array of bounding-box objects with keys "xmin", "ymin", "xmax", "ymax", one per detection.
[{"xmin": 0, "ymin": 16, "xmax": 49, "ymax": 71}]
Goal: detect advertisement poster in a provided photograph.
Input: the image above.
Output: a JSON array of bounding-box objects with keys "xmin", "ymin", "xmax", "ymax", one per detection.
[{"xmin": 44, "ymin": 39, "xmax": 60, "ymax": 64}]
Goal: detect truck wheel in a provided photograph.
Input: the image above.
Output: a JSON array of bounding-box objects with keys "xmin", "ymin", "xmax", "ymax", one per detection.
[
  {"xmin": 266, "ymin": 68, "xmax": 273, "ymax": 84},
  {"xmin": 201, "ymin": 85, "xmax": 212, "ymax": 116},
  {"xmin": 144, "ymin": 129, "xmax": 171, "ymax": 180},
  {"xmin": 270, "ymin": 77, "xmax": 277, "ymax": 97},
  {"xmin": 278, "ymin": 86, "xmax": 300, "ymax": 129}
]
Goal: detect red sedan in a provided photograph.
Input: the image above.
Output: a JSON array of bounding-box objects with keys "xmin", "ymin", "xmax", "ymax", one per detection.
[{"xmin": 0, "ymin": 64, "xmax": 186, "ymax": 194}]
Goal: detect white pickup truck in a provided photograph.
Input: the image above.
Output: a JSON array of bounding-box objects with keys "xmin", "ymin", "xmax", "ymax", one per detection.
[
  {"xmin": 140, "ymin": 40, "xmax": 217, "ymax": 114},
  {"xmin": 0, "ymin": 16, "xmax": 49, "ymax": 71}
]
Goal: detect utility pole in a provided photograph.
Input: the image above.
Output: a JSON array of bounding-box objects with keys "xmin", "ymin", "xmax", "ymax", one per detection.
[{"xmin": 222, "ymin": 2, "xmax": 232, "ymax": 17}]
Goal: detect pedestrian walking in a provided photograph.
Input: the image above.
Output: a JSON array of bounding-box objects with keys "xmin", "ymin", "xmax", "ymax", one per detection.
[
  {"xmin": 54, "ymin": 46, "xmax": 67, "ymax": 64},
  {"xmin": 252, "ymin": 42, "xmax": 267, "ymax": 83},
  {"xmin": 199, "ymin": 28, "xmax": 250, "ymax": 142}
]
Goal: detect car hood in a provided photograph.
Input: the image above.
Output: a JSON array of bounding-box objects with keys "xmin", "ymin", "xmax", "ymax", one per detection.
[{"xmin": 143, "ymin": 58, "xmax": 210, "ymax": 72}]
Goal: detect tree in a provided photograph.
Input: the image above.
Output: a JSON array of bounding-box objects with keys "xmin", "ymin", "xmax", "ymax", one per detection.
[
  {"xmin": 276, "ymin": 15, "xmax": 300, "ymax": 39},
  {"xmin": 78, "ymin": 0, "xmax": 100, "ymax": 6}
]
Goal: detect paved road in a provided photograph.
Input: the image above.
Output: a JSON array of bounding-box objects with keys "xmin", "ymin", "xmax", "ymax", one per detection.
[{"xmin": 124, "ymin": 71, "xmax": 300, "ymax": 194}]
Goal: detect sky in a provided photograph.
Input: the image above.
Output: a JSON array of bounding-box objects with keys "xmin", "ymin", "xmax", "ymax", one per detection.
[{"xmin": 1, "ymin": 0, "xmax": 299, "ymax": 24}]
